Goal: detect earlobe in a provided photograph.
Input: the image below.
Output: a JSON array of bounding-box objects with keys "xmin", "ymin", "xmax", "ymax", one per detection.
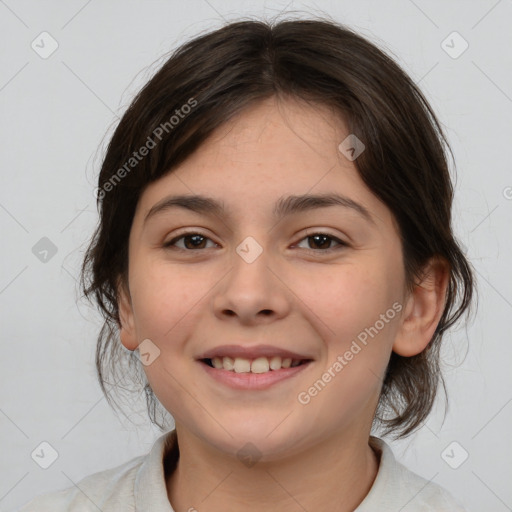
[
  {"xmin": 117, "ymin": 277, "xmax": 139, "ymax": 351},
  {"xmin": 392, "ymin": 256, "xmax": 450, "ymax": 357}
]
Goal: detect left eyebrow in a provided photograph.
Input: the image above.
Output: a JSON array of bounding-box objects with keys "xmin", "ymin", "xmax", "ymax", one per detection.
[
  {"xmin": 144, "ymin": 193, "xmax": 375, "ymax": 226},
  {"xmin": 273, "ymin": 193, "xmax": 375, "ymax": 225}
]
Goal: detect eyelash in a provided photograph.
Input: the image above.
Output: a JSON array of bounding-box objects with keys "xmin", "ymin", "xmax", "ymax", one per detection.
[{"xmin": 163, "ymin": 231, "xmax": 348, "ymax": 253}]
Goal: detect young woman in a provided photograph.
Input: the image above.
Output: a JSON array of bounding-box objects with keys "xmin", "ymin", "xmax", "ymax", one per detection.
[{"xmin": 21, "ymin": 16, "xmax": 474, "ymax": 511}]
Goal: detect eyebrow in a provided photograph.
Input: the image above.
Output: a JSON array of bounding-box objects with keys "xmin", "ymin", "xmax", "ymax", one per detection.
[{"xmin": 144, "ymin": 193, "xmax": 375, "ymax": 225}]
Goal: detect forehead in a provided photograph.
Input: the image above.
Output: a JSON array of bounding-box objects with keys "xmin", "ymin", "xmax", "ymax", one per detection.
[
  {"xmin": 191, "ymin": 96, "xmax": 348, "ymax": 172},
  {"xmin": 134, "ymin": 97, "xmax": 391, "ymax": 229}
]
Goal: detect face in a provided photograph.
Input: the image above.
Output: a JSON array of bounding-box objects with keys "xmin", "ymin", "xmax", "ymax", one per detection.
[{"xmin": 119, "ymin": 97, "xmax": 413, "ymax": 460}]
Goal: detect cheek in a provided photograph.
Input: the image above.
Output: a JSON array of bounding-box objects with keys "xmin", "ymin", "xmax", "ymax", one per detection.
[
  {"xmin": 128, "ymin": 261, "xmax": 209, "ymax": 417},
  {"xmin": 128, "ymin": 259, "xmax": 206, "ymax": 345},
  {"xmin": 296, "ymin": 260, "xmax": 398, "ymax": 340},
  {"xmin": 295, "ymin": 257, "xmax": 404, "ymax": 407},
  {"xmin": 295, "ymin": 262, "xmax": 401, "ymax": 423}
]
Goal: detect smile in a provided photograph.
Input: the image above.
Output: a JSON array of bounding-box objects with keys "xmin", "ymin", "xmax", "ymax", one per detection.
[
  {"xmin": 199, "ymin": 358, "xmax": 313, "ymax": 390},
  {"xmin": 202, "ymin": 356, "xmax": 309, "ymax": 373}
]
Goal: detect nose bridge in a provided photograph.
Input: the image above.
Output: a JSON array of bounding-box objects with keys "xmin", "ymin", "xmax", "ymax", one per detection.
[
  {"xmin": 213, "ymin": 234, "xmax": 290, "ymax": 322},
  {"xmin": 235, "ymin": 235, "xmax": 266, "ymax": 266},
  {"xmin": 230, "ymin": 234, "xmax": 273, "ymax": 294}
]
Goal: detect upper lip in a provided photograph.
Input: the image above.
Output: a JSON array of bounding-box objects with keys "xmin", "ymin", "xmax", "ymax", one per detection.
[{"xmin": 198, "ymin": 344, "xmax": 313, "ymax": 361}]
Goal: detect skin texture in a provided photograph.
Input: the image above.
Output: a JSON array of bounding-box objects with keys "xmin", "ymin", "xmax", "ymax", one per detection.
[{"xmin": 118, "ymin": 96, "xmax": 450, "ymax": 511}]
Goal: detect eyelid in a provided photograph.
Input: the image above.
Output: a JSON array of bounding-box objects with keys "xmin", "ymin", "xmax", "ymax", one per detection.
[
  {"xmin": 163, "ymin": 228, "xmax": 349, "ymax": 253},
  {"xmin": 163, "ymin": 229, "xmax": 218, "ymax": 248},
  {"xmin": 293, "ymin": 230, "xmax": 348, "ymax": 251}
]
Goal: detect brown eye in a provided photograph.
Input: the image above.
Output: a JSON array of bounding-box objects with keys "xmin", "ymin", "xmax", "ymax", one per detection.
[
  {"xmin": 295, "ymin": 233, "xmax": 347, "ymax": 252},
  {"xmin": 163, "ymin": 231, "xmax": 346, "ymax": 253},
  {"xmin": 164, "ymin": 232, "xmax": 216, "ymax": 250}
]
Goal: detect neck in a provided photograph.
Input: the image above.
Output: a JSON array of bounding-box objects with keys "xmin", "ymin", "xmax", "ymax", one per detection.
[{"xmin": 166, "ymin": 426, "xmax": 380, "ymax": 512}]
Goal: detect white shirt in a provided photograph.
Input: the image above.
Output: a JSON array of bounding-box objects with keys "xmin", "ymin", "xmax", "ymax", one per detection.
[{"xmin": 19, "ymin": 431, "xmax": 467, "ymax": 511}]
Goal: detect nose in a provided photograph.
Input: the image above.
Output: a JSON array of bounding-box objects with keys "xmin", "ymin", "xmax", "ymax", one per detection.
[{"xmin": 211, "ymin": 238, "xmax": 291, "ymax": 326}]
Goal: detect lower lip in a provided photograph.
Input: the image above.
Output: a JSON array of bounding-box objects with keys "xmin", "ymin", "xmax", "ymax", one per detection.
[{"xmin": 199, "ymin": 361, "xmax": 312, "ymax": 390}]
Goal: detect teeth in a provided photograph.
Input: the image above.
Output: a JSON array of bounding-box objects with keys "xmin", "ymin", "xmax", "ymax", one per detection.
[
  {"xmin": 269, "ymin": 356, "xmax": 282, "ymax": 370},
  {"xmin": 251, "ymin": 357, "xmax": 269, "ymax": 373},
  {"xmin": 234, "ymin": 358, "xmax": 251, "ymax": 373},
  {"xmin": 208, "ymin": 356, "xmax": 305, "ymax": 373},
  {"xmin": 212, "ymin": 357, "xmax": 223, "ymax": 369},
  {"xmin": 222, "ymin": 356, "xmax": 234, "ymax": 371}
]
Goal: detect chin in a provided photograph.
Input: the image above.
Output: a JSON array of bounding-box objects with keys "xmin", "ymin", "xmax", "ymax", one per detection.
[{"xmin": 185, "ymin": 414, "xmax": 311, "ymax": 463}]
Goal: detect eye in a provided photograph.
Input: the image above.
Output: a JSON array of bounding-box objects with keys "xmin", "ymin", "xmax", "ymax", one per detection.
[
  {"xmin": 163, "ymin": 231, "xmax": 348, "ymax": 253},
  {"xmin": 163, "ymin": 232, "xmax": 217, "ymax": 250},
  {"xmin": 294, "ymin": 232, "xmax": 347, "ymax": 252}
]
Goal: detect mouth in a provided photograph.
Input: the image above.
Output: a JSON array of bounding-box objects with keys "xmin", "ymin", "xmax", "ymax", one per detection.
[
  {"xmin": 196, "ymin": 344, "xmax": 314, "ymax": 390},
  {"xmin": 201, "ymin": 355, "xmax": 312, "ymax": 373}
]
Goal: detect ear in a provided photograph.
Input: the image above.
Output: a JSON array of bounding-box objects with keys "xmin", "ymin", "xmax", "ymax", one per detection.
[
  {"xmin": 393, "ymin": 256, "xmax": 450, "ymax": 357},
  {"xmin": 117, "ymin": 277, "xmax": 139, "ymax": 351}
]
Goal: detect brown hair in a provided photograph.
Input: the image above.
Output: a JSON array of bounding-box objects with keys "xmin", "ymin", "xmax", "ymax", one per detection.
[{"xmin": 81, "ymin": 16, "xmax": 475, "ymax": 439}]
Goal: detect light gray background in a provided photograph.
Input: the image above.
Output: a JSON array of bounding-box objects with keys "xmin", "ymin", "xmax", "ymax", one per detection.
[{"xmin": 1, "ymin": 1, "xmax": 511, "ymax": 510}]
